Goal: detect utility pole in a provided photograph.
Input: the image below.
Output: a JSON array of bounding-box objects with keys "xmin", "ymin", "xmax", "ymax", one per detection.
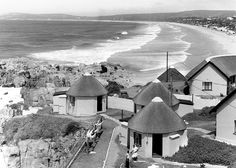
[
  {"xmin": 170, "ymin": 66, "xmax": 173, "ymax": 107},
  {"xmin": 166, "ymin": 51, "xmax": 169, "ymax": 82}
]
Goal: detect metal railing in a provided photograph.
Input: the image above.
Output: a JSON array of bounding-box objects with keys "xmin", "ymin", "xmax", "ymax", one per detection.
[{"xmin": 60, "ymin": 139, "xmax": 86, "ymax": 168}]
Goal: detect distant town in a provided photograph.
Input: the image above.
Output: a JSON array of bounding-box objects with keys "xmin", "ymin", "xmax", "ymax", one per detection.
[{"xmin": 170, "ymin": 15, "xmax": 236, "ymax": 35}]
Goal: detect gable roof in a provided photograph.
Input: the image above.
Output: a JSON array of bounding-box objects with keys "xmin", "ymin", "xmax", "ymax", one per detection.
[
  {"xmin": 128, "ymin": 97, "xmax": 186, "ymax": 134},
  {"xmin": 210, "ymin": 89, "xmax": 236, "ymax": 113},
  {"xmin": 158, "ymin": 68, "xmax": 186, "ymax": 82},
  {"xmin": 53, "ymin": 87, "xmax": 69, "ymax": 96},
  {"xmin": 133, "ymin": 80, "xmax": 179, "ymax": 107},
  {"xmin": 67, "ymin": 75, "xmax": 108, "ymax": 97},
  {"xmin": 186, "ymin": 55, "xmax": 236, "ymax": 80}
]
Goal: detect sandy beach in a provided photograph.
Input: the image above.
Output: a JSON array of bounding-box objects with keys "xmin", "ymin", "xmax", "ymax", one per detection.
[
  {"xmin": 109, "ymin": 22, "xmax": 236, "ymax": 85},
  {"xmin": 1, "ymin": 20, "xmax": 236, "ymax": 86},
  {"xmin": 174, "ymin": 23, "xmax": 236, "ymax": 69}
]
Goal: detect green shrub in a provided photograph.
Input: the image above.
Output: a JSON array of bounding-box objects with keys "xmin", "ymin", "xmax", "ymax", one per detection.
[
  {"xmin": 199, "ymin": 106, "xmax": 215, "ymax": 117},
  {"xmin": 166, "ymin": 136, "xmax": 236, "ymax": 166},
  {"xmin": 3, "ymin": 114, "xmax": 82, "ymax": 142},
  {"xmin": 62, "ymin": 121, "xmax": 81, "ymax": 136},
  {"xmin": 37, "ymin": 106, "xmax": 53, "ymax": 114},
  {"xmin": 182, "ymin": 108, "xmax": 216, "ymax": 122},
  {"xmin": 105, "ymin": 81, "xmax": 124, "ymax": 95}
]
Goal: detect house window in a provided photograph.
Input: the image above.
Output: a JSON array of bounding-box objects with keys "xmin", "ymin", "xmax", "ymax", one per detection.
[
  {"xmin": 202, "ymin": 82, "xmax": 212, "ymax": 91},
  {"xmin": 134, "ymin": 132, "xmax": 142, "ymax": 147},
  {"xmin": 230, "ymin": 76, "xmax": 236, "ymax": 84},
  {"xmin": 69, "ymin": 96, "xmax": 75, "ymax": 106}
]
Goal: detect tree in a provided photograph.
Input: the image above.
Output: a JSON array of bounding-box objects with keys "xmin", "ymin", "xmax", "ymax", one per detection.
[{"xmin": 105, "ymin": 81, "xmax": 124, "ymax": 95}]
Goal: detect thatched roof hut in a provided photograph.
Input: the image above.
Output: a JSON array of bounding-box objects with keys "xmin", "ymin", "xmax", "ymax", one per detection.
[
  {"xmin": 129, "ymin": 97, "xmax": 186, "ymax": 134},
  {"xmin": 67, "ymin": 73, "xmax": 107, "ymax": 97}
]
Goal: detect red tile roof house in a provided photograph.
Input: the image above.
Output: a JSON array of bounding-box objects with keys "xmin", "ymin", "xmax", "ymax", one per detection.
[
  {"xmin": 53, "ymin": 73, "xmax": 108, "ymax": 116},
  {"xmin": 186, "ymin": 55, "xmax": 236, "ymax": 97},
  {"xmin": 210, "ymin": 89, "xmax": 236, "ymax": 146}
]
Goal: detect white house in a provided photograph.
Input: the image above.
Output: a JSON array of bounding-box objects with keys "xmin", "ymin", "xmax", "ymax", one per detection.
[
  {"xmin": 53, "ymin": 73, "xmax": 108, "ymax": 116},
  {"xmin": 186, "ymin": 55, "xmax": 236, "ymax": 97},
  {"xmin": 128, "ymin": 97, "xmax": 188, "ymax": 157},
  {"xmin": 210, "ymin": 89, "xmax": 236, "ymax": 146},
  {"xmin": 53, "ymin": 90, "xmax": 67, "ymax": 115}
]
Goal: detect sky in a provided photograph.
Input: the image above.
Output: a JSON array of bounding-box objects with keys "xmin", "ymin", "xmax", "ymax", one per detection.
[{"xmin": 0, "ymin": 0, "xmax": 235, "ymax": 16}]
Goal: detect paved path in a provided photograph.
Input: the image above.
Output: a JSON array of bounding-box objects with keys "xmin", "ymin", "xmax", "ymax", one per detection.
[
  {"xmin": 70, "ymin": 119, "xmax": 117, "ymax": 168},
  {"xmin": 187, "ymin": 127, "xmax": 211, "ymax": 134},
  {"xmin": 103, "ymin": 126, "xmax": 120, "ymax": 168}
]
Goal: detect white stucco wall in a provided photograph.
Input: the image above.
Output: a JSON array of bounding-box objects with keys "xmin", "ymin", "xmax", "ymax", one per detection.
[
  {"xmin": 101, "ymin": 96, "xmax": 107, "ymax": 112},
  {"xmin": 216, "ymin": 94, "xmax": 236, "ymax": 146},
  {"xmin": 76, "ymin": 97, "xmax": 97, "ymax": 116},
  {"xmin": 176, "ymin": 104, "xmax": 193, "ymax": 117},
  {"xmin": 67, "ymin": 95, "xmax": 106, "ymax": 116},
  {"xmin": 129, "ymin": 129, "xmax": 188, "ymax": 158},
  {"xmin": 129, "ymin": 130, "xmax": 153, "ymax": 158},
  {"xmin": 193, "ymin": 95, "xmax": 222, "ymax": 110},
  {"xmin": 118, "ymin": 123, "xmax": 128, "ymax": 146},
  {"xmin": 190, "ymin": 64, "xmax": 227, "ymax": 96},
  {"xmin": 108, "ymin": 96, "xmax": 134, "ymax": 112},
  {"xmin": 53, "ymin": 95, "xmax": 67, "ymax": 114},
  {"xmin": 162, "ymin": 130, "xmax": 188, "ymax": 157}
]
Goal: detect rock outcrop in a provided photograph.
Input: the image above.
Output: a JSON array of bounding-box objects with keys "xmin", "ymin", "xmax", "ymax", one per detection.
[{"xmin": 1, "ymin": 128, "xmax": 86, "ymax": 168}]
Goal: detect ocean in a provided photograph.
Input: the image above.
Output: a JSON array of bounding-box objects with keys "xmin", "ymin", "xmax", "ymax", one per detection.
[
  {"xmin": 0, "ymin": 20, "xmax": 229, "ymax": 83},
  {"xmin": 0, "ymin": 20, "xmax": 152, "ymax": 64},
  {"xmin": 0, "ymin": 20, "xmax": 189, "ymax": 68}
]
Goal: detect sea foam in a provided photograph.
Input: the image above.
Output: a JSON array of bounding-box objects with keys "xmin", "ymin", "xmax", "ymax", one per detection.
[
  {"xmin": 140, "ymin": 25, "xmax": 191, "ymax": 72},
  {"xmin": 30, "ymin": 23, "xmax": 161, "ymax": 65}
]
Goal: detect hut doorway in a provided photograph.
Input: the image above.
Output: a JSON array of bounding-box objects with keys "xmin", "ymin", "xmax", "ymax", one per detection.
[
  {"xmin": 152, "ymin": 134, "xmax": 162, "ymax": 156},
  {"xmin": 97, "ymin": 96, "xmax": 103, "ymax": 111}
]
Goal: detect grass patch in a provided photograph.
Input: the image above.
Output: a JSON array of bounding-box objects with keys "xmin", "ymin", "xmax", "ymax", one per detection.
[
  {"xmin": 187, "ymin": 129, "xmax": 205, "ymax": 138},
  {"xmin": 183, "ymin": 107, "xmax": 215, "ymax": 122},
  {"xmin": 183, "ymin": 107, "xmax": 216, "ymax": 132},
  {"xmin": 188, "ymin": 121, "xmax": 216, "ymax": 132},
  {"xmin": 3, "ymin": 114, "xmax": 83, "ymax": 142},
  {"xmin": 166, "ymin": 136, "xmax": 236, "ymax": 166}
]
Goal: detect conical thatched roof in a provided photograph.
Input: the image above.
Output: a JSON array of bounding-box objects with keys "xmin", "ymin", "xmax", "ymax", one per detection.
[
  {"xmin": 128, "ymin": 97, "xmax": 186, "ymax": 134},
  {"xmin": 133, "ymin": 79, "xmax": 179, "ymax": 107},
  {"xmin": 67, "ymin": 74, "xmax": 107, "ymax": 97}
]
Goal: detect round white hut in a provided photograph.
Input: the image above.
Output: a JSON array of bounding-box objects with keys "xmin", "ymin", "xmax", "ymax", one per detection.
[
  {"xmin": 66, "ymin": 73, "xmax": 108, "ymax": 116},
  {"xmin": 128, "ymin": 97, "xmax": 187, "ymax": 158}
]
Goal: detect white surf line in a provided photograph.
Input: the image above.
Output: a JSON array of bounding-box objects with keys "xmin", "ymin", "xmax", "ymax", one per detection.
[{"xmin": 102, "ymin": 126, "xmax": 117, "ymax": 168}]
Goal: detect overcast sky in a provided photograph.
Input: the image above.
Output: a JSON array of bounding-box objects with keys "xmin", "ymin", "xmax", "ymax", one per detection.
[{"xmin": 0, "ymin": 0, "xmax": 235, "ymax": 16}]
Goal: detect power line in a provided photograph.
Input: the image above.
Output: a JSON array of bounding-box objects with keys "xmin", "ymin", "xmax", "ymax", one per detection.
[
  {"xmin": 192, "ymin": 78, "xmax": 229, "ymax": 87},
  {"xmin": 191, "ymin": 84, "xmax": 236, "ymax": 110}
]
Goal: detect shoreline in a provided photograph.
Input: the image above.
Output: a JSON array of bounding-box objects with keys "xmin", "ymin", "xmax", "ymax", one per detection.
[
  {"xmin": 1, "ymin": 20, "xmax": 236, "ymax": 86},
  {"xmin": 28, "ymin": 21, "xmax": 159, "ymax": 65},
  {"xmin": 108, "ymin": 21, "xmax": 236, "ymax": 85},
  {"xmin": 171, "ymin": 22, "xmax": 236, "ymax": 75}
]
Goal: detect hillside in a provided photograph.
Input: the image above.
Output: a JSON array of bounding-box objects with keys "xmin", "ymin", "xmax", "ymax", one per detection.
[
  {"xmin": 0, "ymin": 13, "xmax": 89, "ymax": 20},
  {"xmin": 95, "ymin": 10, "xmax": 236, "ymax": 21},
  {"xmin": 0, "ymin": 10, "xmax": 236, "ymax": 21}
]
